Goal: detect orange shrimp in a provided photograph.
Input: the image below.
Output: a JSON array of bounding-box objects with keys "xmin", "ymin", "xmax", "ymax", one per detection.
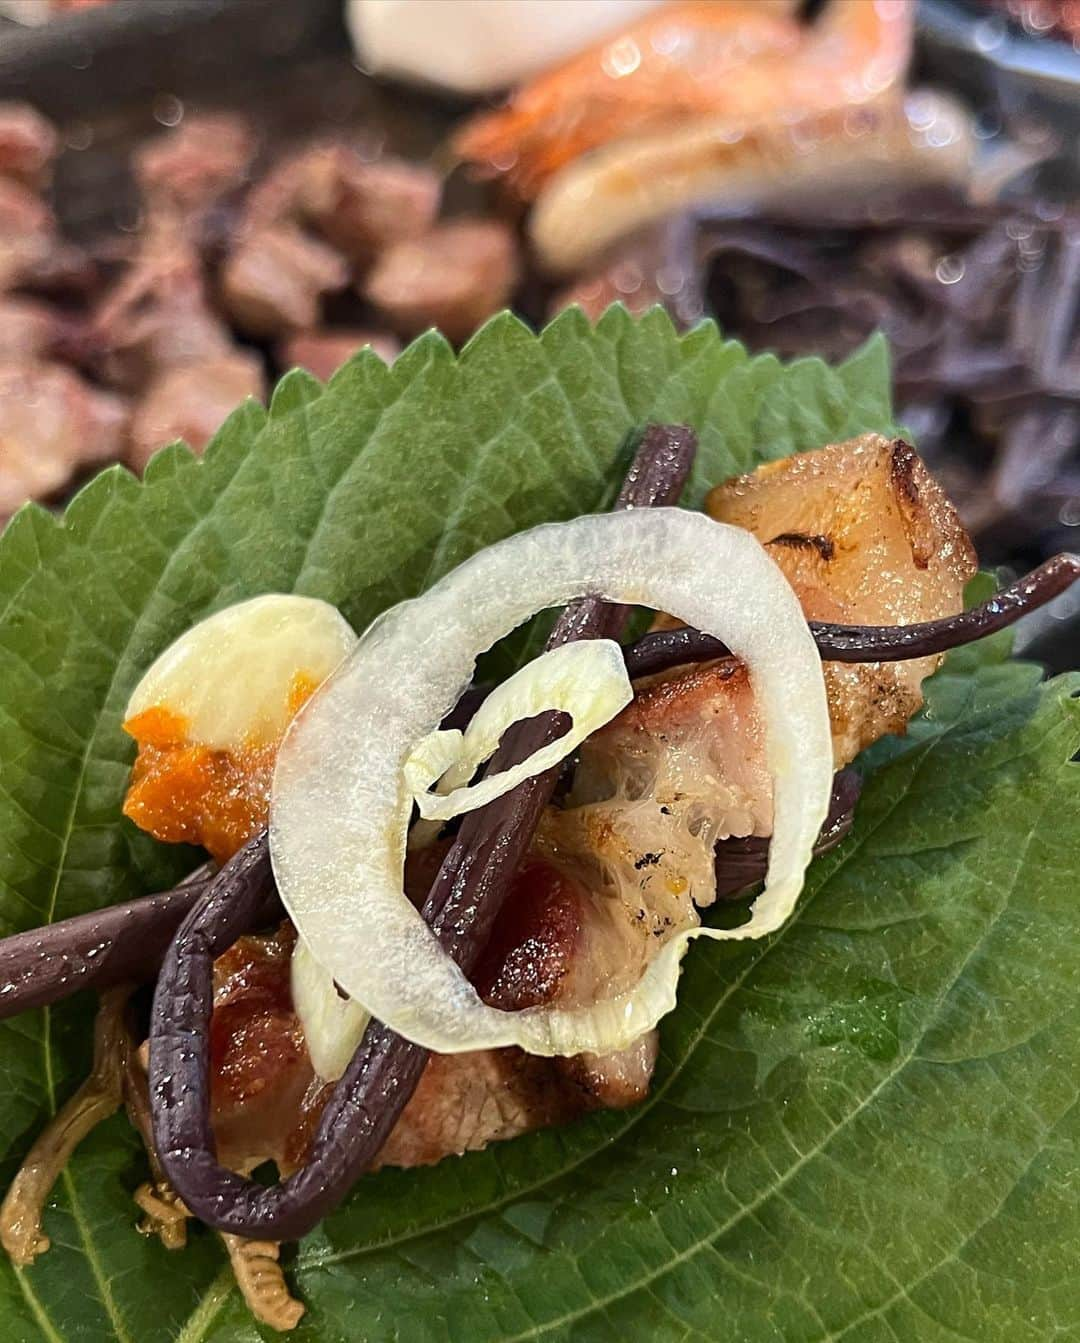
[{"xmin": 454, "ymin": 0, "xmax": 914, "ymax": 200}]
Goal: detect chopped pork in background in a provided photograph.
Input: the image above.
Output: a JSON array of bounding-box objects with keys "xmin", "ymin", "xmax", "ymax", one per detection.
[
  {"xmin": 127, "ymin": 353, "xmax": 265, "ymax": 472},
  {"xmin": 363, "ymin": 218, "xmax": 519, "ymax": 342},
  {"xmin": 0, "ymin": 361, "xmax": 127, "ymax": 520},
  {"xmin": 0, "ymin": 104, "xmax": 514, "ymax": 521},
  {"xmin": 277, "ymin": 328, "xmax": 400, "ymax": 381}
]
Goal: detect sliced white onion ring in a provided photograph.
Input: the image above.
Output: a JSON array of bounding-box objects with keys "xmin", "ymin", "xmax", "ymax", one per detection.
[
  {"xmin": 407, "ymin": 639, "xmax": 632, "ymax": 822},
  {"xmin": 291, "ymin": 939, "xmax": 370, "ymax": 1082},
  {"xmin": 271, "ymin": 508, "xmax": 832, "ymax": 1058}
]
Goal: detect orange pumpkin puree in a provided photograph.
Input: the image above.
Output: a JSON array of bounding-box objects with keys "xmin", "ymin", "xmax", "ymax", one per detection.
[{"xmin": 122, "ymin": 672, "xmax": 319, "ymax": 863}]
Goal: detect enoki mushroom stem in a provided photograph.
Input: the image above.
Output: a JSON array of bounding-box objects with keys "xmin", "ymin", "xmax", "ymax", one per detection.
[{"xmin": 0, "ymin": 986, "xmax": 131, "ymax": 1266}]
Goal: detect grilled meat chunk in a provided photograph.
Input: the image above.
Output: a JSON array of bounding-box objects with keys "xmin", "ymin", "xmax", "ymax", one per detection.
[
  {"xmin": 90, "ymin": 237, "xmax": 234, "ymax": 390},
  {"xmin": 0, "ymin": 296, "xmax": 64, "ymax": 362},
  {"xmin": 707, "ymin": 433, "xmax": 976, "ymax": 764},
  {"xmin": 134, "ymin": 114, "xmax": 255, "ymax": 220},
  {"xmin": 0, "ymin": 178, "xmax": 56, "ymax": 290},
  {"xmin": 0, "ymin": 102, "xmax": 57, "ymax": 189},
  {"xmin": 221, "ymin": 226, "xmax": 349, "ymax": 338},
  {"xmin": 128, "ymin": 352, "xmax": 265, "ymax": 471},
  {"xmin": 277, "ymin": 328, "xmax": 399, "ymax": 381},
  {"xmin": 0, "ymin": 361, "xmax": 127, "ymax": 518},
  {"xmin": 246, "ymin": 143, "xmax": 441, "ymax": 264},
  {"xmin": 363, "ymin": 219, "xmax": 519, "ymax": 342}
]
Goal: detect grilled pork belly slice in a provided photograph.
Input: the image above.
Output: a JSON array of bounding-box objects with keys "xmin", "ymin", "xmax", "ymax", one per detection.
[
  {"xmin": 208, "ymin": 859, "xmax": 656, "ymax": 1178},
  {"xmin": 210, "ymin": 923, "xmax": 314, "ymax": 1176},
  {"xmin": 708, "ymin": 434, "xmax": 976, "ymax": 764},
  {"xmin": 535, "ymin": 660, "xmax": 770, "ymax": 1001}
]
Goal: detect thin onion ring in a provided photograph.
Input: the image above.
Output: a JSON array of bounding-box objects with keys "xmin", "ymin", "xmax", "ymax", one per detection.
[
  {"xmin": 270, "ymin": 508, "xmax": 832, "ymax": 1057},
  {"xmin": 407, "ymin": 638, "xmax": 632, "ymax": 821}
]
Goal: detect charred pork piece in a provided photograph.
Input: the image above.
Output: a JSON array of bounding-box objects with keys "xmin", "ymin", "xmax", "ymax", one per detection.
[
  {"xmin": 538, "ymin": 659, "xmax": 770, "ymax": 989},
  {"xmin": 0, "ymin": 361, "xmax": 127, "ymax": 517},
  {"xmin": 708, "ymin": 433, "xmax": 976, "ymax": 764},
  {"xmin": 276, "ymin": 328, "xmax": 400, "ymax": 380},
  {"xmin": 221, "ymin": 226, "xmax": 349, "ymax": 338},
  {"xmin": 294, "ymin": 146, "xmax": 441, "ymax": 264},
  {"xmin": 90, "ymin": 237, "xmax": 234, "ymax": 390},
  {"xmin": 0, "ymin": 178, "xmax": 56, "ymax": 290},
  {"xmin": 0, "ymin": 102, "xmax": 57, "ymax": 190},
  {"xmin": 197, "ymin": 854, "xmax": 659, "ymax": 1180},
  {"xmin": 246, "ymin": 144, "xmax": 441, "ymax": 265},
  {"xmin": 128, "ymin": 352, "xmax": 265, "ymax": 471},
  {"xmin": 207, "ymin": 924, "xmax": 314, "ymax": 1176},
  {"xmin": 134, "ymin": 114, "xmax": 256, "ymax": 221},
  {"xmin": 0, "ymin": 296, "xmax": 65, "ymax": 362},
  {"xmin": 364, "ymin": 219, "xmax": 519, "ymax": 342}
]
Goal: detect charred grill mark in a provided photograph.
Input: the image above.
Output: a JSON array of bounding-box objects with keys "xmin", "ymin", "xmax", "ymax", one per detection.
[
  {"xmin": 889, "ymin": 438, "xmax": 933, "ymax": 570},
  {"xmin": 766, "ymin": 531, "xmax": 835, "ymax": 562},
  {"xmin": 633, "ymin": 851, "xmax": 663, "ymax": 870}
]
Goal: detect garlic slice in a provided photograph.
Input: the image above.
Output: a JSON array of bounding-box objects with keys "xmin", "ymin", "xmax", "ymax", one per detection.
[
  {"xmin": 126, "ymin": 594, "xmax": 357, "ymax": 750},
  {"xmin": 271, "ymin": 508, "xmax": 832, "ymax": 1058}
]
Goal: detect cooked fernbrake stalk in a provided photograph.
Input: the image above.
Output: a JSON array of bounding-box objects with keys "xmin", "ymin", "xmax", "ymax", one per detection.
[
  {"xmin": 0, "ymin": 987, "xmax": 131, "ymax": 1265},
  {"xmin": 0, "ymin": 863, "xmax": 216, "ymax": 1022},
  {"xmin": 122, "ymin": 1030, "xmax": 303, "ymax": 1331},
  {"xmin": 623, "ymin": 553, "xmax": 1080, "ymax": 680},
  {"xmin": 122, "ymin": 1031, "xmax": 192, "ymax": 1251},
  {"xmin": 147, "ymin": 423, "xmax": 699, "ymax": 1242},
  {"xmin": 812, "ymin": 553, "xmax": 1080, "ymax": 660}
]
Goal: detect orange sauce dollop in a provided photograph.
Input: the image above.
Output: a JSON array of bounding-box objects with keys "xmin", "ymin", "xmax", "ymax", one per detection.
[{"xmin": 122, "ymin": 672, "xmax": 318, "ymax": 863}]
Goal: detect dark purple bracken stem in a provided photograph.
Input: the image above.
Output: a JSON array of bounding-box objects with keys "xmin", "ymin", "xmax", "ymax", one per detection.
[
  {"xmin": 0, "ymin": 864, "xmax": 217, "ymax": 1022},
  {"xmin": 148, "ymin": 423, "xmax": 699, "ymax": 1241},
  {"xmin": 623, "ymin": 553, "xmax": 1080, "ymax": 679}
]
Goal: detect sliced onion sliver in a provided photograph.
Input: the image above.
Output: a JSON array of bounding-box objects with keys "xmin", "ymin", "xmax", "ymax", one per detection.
[
  {"xmin": 407, "ymin": 639, "xmax": 632, "ymax": 822},
  {"xmin": 291, "ymin": 939, "xmax": 370, "ymax": 1082},
  {"xmin": 271, "ymin": 508, "xmax": 832, "ymax": 1058}
]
